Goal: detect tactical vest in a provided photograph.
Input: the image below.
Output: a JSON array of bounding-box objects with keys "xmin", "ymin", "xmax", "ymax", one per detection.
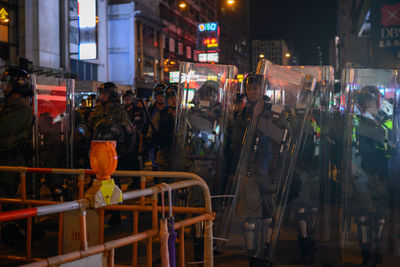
[{"xmin": 155, "ymin": 107, "xmax": 174, "ymax": 150}]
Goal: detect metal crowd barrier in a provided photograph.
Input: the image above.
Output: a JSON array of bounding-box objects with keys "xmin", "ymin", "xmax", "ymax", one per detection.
[{"xmin": 0, "ymin": 166, "xmax": 215, "ymax": 267}]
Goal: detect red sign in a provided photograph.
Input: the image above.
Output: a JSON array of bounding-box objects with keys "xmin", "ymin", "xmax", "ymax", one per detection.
[{"xmin": 380, "ymin": 4, "xmax": 400, "ymax": 26}]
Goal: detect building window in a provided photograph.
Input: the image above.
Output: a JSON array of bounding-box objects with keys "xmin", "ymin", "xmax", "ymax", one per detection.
[
  {"xmin": 70, "ymin": 59, "xmax": 98, "ymax": 81},
  {"xmin": 178, "ymin": 42, "xmax": 183, "ymax": 55},
  {"xmin": 143, "ymin": 25, "xmax": 154, "ymax": 46},
  {"xmin": 186, "ymin": 46, "xmax": 192, "ymax": 59},
  {"xmin": 169, "ymin": 37, "xmax": 175, "ymax": 52},
  {"xmin": 143, "ymin": 56, "xmax": 154, "ymax": 78}
]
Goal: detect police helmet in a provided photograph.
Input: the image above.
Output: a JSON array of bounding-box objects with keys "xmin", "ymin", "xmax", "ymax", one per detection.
[
  {"xmin": 153, "ymin": 82, "xmax": 166, "ymax": 97},
  {"xmin": 194, "ymin": 80, "xmax": 221, "ymax": 106},
  {"xmin": 1, "ymin": 67, "xmax": 33, "ymax": 97},
  {"xmin": 122, "ymin": 90, "xmax": 135, "ymax": 100},
  {"xmin": 242, "ymin": 72, "xmax": 263, "ymax": 94},
  {"xmin": 98, "ymin": 82, "xmax": 118, "ymax": 100},
  {"xmin": 357, "ymin": 86, "xmax": 381, "ymax": 113},
  {"xmin": 165, "ymin": 85, "xmax": 178, "ymax": 99}
]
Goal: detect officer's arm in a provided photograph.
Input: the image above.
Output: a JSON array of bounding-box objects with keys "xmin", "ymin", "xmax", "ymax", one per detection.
[
  {"xmin": 86, "ymin": 113, "xmax": 95, "ymax": 139},
  {"xmin": 0, "ymin": 106, "xmax": 32, "ymax": 137},
  {"xmin": 146, "ymin": 112, "xmax": 160, "ymax": 141},
  {"xmin": 120, "ymin": 108, "xmax": 131, "ymax": 125}
]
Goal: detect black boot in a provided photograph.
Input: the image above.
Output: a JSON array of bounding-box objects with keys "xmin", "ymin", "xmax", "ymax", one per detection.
[
  {"xmin": 373, "ymin": 252, "xmax": 382, "ymax": 265},
  {"xmin": 249, "ymin": 256, "xmax": 270, "ymax": 267},
  {"xmin": 359, "ymin": 249, "xmax": 376, "ymax": 267},
  {"xmin": 299, "ymin": 237, "xmax": 316, "ymax": 265}
]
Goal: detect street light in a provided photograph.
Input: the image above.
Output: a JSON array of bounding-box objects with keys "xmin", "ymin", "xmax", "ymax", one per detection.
[
  {"xmin": 259, "ymin": 54, "xmax": 265, "ymax": 58},
  {"xmin": 178, "ymin": 1, "xmax": 187, "ymax": 9},
  {"xmin": 285, "ymin": 52, "xmax": 291, "ymax": 58},
  {"xmin": 227, "ymin": 0, "xmax": 235, "ymax": 5}
]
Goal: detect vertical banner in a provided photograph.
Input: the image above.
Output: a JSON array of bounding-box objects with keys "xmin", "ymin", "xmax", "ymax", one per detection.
[
  {"xmin": 371, "ymin": 0, "xmax": 400, "ymax": 57},
  {"xmin": 78, "ymin": 0, "xmax": 97, "ymax": 60}
]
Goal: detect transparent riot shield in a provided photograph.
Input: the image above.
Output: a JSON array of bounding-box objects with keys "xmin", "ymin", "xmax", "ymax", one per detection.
[
  {"xmin": 173, "ymin": 62, "xmax": 237, "ymax": 209},
  {"xmin": 286, "ymin": 66, "xmax": 336, "ymax": 241},
  {"xmin": 271, "ymin": 66, "xmax": 340, "ymax": 264},
  {"xmin": 33, "ymin": 75, "xmax": 75, "ymax": 200},
  {"xmin": 216, "ymin": 59, "xmax": 316, "ymax": 264},
  {"xmin": 338, "ymin": 68, "xmax": 400, "ymax": 265}
]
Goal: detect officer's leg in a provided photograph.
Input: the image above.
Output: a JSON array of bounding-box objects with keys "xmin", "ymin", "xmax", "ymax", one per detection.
[
  {"xmin": 373, "ymin": 216, "xmax": 385, "ymax": 264},
  {"xmin": 0, "ymin": 158, "xmax": 27, "ymax": 248},
  {"xmin": 370, "ymin": 173, "xmax": 389, "ymax": 265},
  {"xmin": 244, "ymin": 217, "xmax": 272, "ymax": 267},
  {"xmin": 241, "ymin": 177, "xmax": 270, "ymax": 266},
  {"xmin": 293, "ymin": 172, "xmax": 319, "ymax": 264},
  {"xmin": 356, "ymin": 215, "xmax": 373, "ymax": 265},
  {"xmin": 352, "ymin": 170, "xmax": 375, "ymax": 266},
  {"xmin": 188, "ymin": 184, "xmax": 205, "ymax": 262},
  {"xmin": 296, "ymin": 207, "xmax": 317, "ymax": 264}
]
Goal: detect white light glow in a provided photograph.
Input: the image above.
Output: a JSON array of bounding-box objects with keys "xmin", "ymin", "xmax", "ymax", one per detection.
[
  {"xmin": 79, "ymin": 43, "xmax": 97, "ymax": 60},
  {"xmin": 78, "ymin": 0, "xmax": 96, "ymax": 28},
  {"xmin": 198, "ymin": 52, "xmax": 219, "ymax": 62}
]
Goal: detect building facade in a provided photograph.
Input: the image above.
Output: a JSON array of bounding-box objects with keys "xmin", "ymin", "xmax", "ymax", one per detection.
[
  {"xmin": 335, "ymin": 0, "xmax": 400, "ymax": 72},
  {"xmin": 252, "ymin": 39, "xmax": 290, "ymax": 71},
  {"xmin": 217, "ymin": 0, "xmax": 250, "ymax": 73},
  {"xmin": 0, "ymin": 0, "xmax": 247, "ymax": 96}
]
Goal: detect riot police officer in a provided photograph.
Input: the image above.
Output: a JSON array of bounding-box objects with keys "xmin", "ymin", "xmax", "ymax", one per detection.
[
  {"xmin": 189, "ymin": 80, "xmax": 223, "ymax": 158},
  {"xmin": 88, "ymin": 82, "xmax": 135, "ymax": 159},
  {"xmin": 122, "ymin": 90, "xmax": 136, "ymax": 121},
  {"xmin": 352, "ymin": 86, "xmax": 390, "ymax": 266},
  {"xmin": 147, "ymin": 85, "xmax": 177, "ymax": 171},
  {"xmin": 230, "ymin": 73, "xmax": 277, "ymax": 267},
  {"xmin": 0, "ymin": 67, "xmax": 35, "ymax": 248},
  {"xmin": 88, "ymin": 82, "xmax": 135, "ymax": 225},
  {"xmin": 0, "ymin": 67, "xmax": 34, "ymax": 197},
  {"xmin": 290, "ymin": 107, "xmax": 321, "ymax": 264},
  {"xmin": 122, "ymin": 89, "xmax": 144, "ymax": 188},
  {"xmin": 145, "ymin": 83, "xmax": 166, "ymax": 171}
]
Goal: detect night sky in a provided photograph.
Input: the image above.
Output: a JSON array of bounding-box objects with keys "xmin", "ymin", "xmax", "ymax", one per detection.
[{"xmin": 250, "ymin": 0, "xmax": 337, "ymax": 65}]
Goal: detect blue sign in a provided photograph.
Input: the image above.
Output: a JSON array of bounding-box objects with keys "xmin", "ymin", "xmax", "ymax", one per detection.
[{"xmin": 198, "ymin": 22, "xmax": 218, "ymax": 32}]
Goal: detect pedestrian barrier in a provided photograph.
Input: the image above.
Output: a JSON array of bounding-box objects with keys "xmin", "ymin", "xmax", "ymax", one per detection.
[{"xmin": 0, "ymin": 166, "xmax": 215, "ymax": 267}]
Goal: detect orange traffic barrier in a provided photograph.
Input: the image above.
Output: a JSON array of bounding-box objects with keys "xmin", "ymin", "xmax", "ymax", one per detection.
[{"xmin": 0, "ymin": 166, "xmax": 215, "ymax": 267}]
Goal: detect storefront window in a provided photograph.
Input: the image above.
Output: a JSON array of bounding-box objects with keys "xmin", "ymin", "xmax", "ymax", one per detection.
[{"xmin": 143, "ymin": 55, "xmax": 154, "ymax": 78}]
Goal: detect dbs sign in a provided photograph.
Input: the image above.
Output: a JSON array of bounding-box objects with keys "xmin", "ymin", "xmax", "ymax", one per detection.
[{"xmin": 197, "ymin": 22, "xmax": 220, "ymax": 52}]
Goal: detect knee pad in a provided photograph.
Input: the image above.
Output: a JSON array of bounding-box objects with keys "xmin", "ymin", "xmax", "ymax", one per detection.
[
  {"xmin": 296, "ymin": 208, "xmax": 308, "ymax": 238},
  {"xmin": 375, "ymin": 217, "xmax": 386, "ymax": 241},
  {"xmin": 244, "ymin": 218, "xmax": 257, "ymax": 251},
  {"xmin": 356, "ymin": 216, "xmax": 370, "ymax": 246},
  {"xmin": 262, "ymin": 217, "xmax": 274, "ymax": 245}
]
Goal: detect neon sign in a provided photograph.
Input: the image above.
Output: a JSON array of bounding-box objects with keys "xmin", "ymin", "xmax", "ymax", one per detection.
[
  {"xmin": 0, "ymin": 8, "xmax": 9, "ymax": 24},
  {"xmin": 203, "ymin": 38, "xmax": 218, "ymax": 48},
  {"xmin": 198, "ymin": 23, "xmax": 217, "ymax": 32},
  {"xmin": 197, "ymin": 22, "xmax": 220, "ymax": 53}
]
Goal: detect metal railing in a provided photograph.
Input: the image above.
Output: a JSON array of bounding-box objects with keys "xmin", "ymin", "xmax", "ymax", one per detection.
[{"xmin": 0, "ymin": 166, "xmax": 214, "ymax": 267}]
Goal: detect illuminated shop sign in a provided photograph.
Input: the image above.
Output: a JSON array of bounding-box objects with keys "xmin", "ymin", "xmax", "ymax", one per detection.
[
  {"xmin": 78, "ymin": 0, "xmax": 97, "ymax": 60},
  {"xmin": 371, "ymin": 2, "xmax": 400, "ymax": 59},
  {"xmin": 0, "ymin": 7, "xmax": 9, "ymax": 24},
  {"xmin": 198, "ymin": 52, "xmax": 219, "ymax": 63},
  {"xmin": 198, "ymin": 22, "xmax": 218, "ymax": 32},
  {"xmin": 197, "ymin": 22, "xmax": 219, "ymax": 53},
  {"xmin": 169, "ymin": 71, "xmax": 187, "ymax": 83}
]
